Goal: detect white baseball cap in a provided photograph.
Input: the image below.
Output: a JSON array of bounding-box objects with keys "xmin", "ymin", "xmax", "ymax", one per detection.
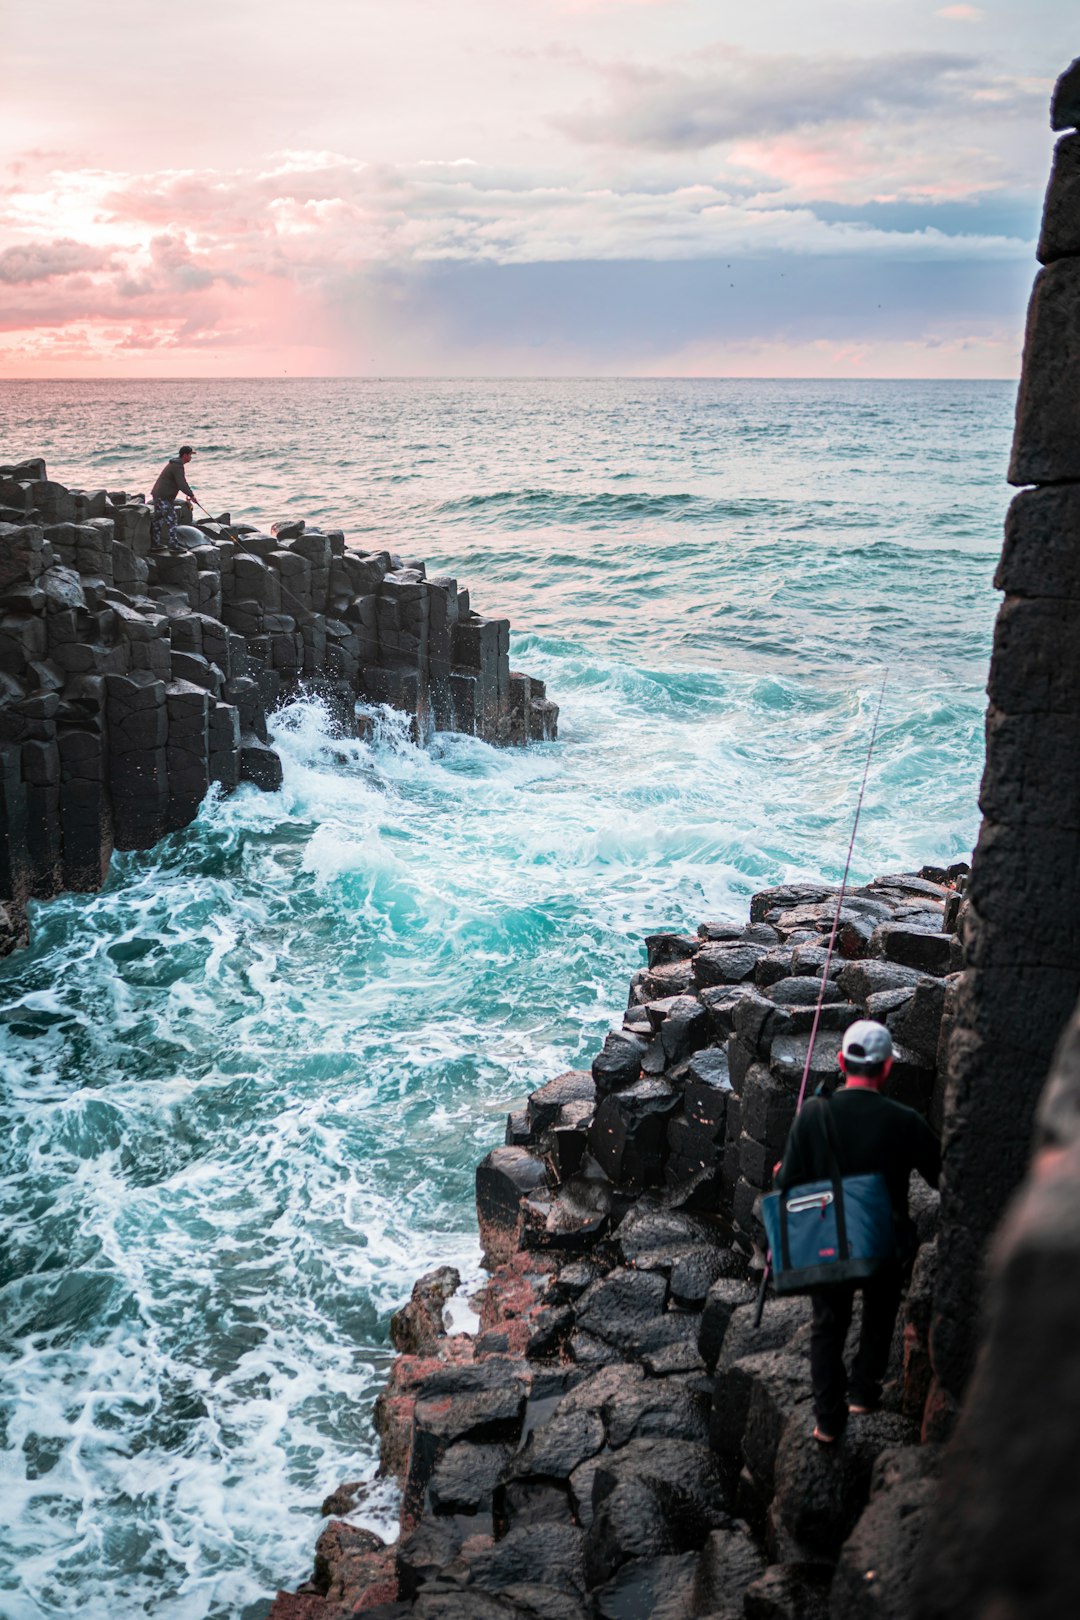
[{"xmin": 841, "ymin": 1019, "xmax": 893, "ymax": 1068}]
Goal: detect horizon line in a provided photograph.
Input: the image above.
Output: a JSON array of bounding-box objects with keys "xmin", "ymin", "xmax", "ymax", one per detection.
[{"xmin": 0, "ymin": 373, "xmax": 1020, "ymax": 384}]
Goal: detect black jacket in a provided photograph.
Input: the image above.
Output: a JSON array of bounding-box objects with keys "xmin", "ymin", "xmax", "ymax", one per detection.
[{"xmin": 777, "ymin": 1085, "xmax": 940, "ymax": 1220}]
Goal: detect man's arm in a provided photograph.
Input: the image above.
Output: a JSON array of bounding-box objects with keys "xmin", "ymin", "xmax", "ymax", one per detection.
[
  {"xmin": 910, "ymin": 1113, "xmax": 941, "ymax": 1189},
  {"xmin": 177, "ymin": 467, "xmax": 195, "ymax": 499}
]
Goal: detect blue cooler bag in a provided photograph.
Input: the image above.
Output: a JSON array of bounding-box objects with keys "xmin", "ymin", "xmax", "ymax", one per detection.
[{"xmin": 761, "ymin": 1098, "xmax": 897, "ymax": 1293}]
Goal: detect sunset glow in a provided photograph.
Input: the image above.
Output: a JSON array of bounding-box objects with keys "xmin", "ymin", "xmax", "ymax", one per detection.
[{"xmin": 2, "ymin": 0, "xmax": 1070, "ymax": 377}]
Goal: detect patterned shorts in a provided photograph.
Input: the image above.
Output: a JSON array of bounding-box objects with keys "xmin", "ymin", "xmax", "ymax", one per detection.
[{"xmin": 150, "ymin": 498, "xmax": 182, "ymax": 551}]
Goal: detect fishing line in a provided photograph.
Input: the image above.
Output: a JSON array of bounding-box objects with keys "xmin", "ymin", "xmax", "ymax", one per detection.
[
  {"xmin": 190, "ymin": 497, "xmax": 320, "ymax": 626},
  {"xmin": 795, "ymin": 670, "xmax": 890, "ymax": 1114},
  {"xmin": 753, "ymin": 670, "xmax": 889, "ymax": 1329}
]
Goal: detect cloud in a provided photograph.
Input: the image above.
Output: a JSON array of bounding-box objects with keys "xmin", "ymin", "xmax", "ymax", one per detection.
[
  {"xmin": 558, "ymin": 46, "xmax": 1039, "ymax": 151},
  {"xmin": 937, "ymin": 6, "xmax": 984, "ymax": 20},
  {"xmin": 0, "ymin": 144, "xmax": 1034, "ymax": 376},
  {"xmin": 0, "ymin": 237, "xmax": 113, "ymax": 283}
]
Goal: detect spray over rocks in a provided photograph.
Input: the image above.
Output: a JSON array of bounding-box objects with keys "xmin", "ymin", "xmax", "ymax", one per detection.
[{"xmin": 0, "ymin": 469, "xmax": 556, "ymax": 954}]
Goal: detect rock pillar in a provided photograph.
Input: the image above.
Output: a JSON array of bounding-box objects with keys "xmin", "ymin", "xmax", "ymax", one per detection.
[{"xmin": 931, "ymin": 60, "xmax": 1080, "ymax": 1400}]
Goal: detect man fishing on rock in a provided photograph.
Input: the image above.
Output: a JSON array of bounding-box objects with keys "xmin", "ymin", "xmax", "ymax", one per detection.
[
  {"xmin": 149, "ymin": 445, "xmax": 197, "ymax": 552},
  {"xmin": 775, "ymin": 1019, "xmax": 941, "ymax": 1444}
]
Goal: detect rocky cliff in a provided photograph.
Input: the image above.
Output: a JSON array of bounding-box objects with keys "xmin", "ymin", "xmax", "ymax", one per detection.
[{"xmin": 0, "ymin": 467, "xmax": 556, "ymax": 953}]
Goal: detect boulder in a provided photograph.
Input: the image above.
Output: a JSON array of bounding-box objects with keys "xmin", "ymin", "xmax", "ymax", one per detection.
[
  {"xmin": 831, "ymin": 1445, "xmax": 941, "ymax": 1620},
  {"xmin": 770, "ymin": 1410, "xmax": 918, "ymax": 1558},
  {"xmin": 592, "ymin": 1030, "xmax": 647, "ymax": 1093},
  {"xmin": 592, "ymin": 1551, "xmax": 699, "ymax": 1620},
  {"xmin": 390, "ymin": 1266, "xmax": 461, "ymax": 1355}
]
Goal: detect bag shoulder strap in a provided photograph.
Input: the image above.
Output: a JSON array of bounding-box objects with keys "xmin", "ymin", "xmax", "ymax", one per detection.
[{"xmin": 803, "ymin": 1094, "xmax": 846, "ymax": 1180}]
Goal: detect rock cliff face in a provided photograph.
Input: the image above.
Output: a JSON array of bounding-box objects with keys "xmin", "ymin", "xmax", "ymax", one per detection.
[
  {"xmin": 930, "ymin": 58, "xmax": 1080, "ymax": 1405},
  {"xmin": 0, "ymin": 464, "xmax": 556, "ymax": 953}
]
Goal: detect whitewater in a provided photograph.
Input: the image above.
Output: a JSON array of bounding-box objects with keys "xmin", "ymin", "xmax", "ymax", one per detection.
[{"xmin": 0, "ymin": 377, "xmax": 1011, "ymax": 1618}]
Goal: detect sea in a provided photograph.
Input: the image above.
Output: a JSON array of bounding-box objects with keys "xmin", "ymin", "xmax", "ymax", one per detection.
[{"xmin": 0, "ymin": 378, "xmax": 1014, "ymax": 1618}]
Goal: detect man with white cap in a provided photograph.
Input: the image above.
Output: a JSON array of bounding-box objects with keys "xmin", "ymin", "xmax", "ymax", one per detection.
[{"xmin": 776, "ymin": 1018, "xmax": 941, "ymax": 1442}]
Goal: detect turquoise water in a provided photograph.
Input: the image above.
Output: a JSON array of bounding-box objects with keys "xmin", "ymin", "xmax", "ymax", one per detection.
[{"xmin": 0, "ymin": 379, "xmax": 1011, "ymax": 1617}]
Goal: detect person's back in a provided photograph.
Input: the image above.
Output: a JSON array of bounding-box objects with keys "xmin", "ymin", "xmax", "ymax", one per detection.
[
  {"xmin": 774, "ymin": 1018, "xmax": 940, "ymax": 1443},
  {"xmin": 151, "ymin": 455, "xmax": 194, "ymax": 505},
  {"xmin": 779, "ymin": 1085, "xmax": 940, "ymax": 1219}
]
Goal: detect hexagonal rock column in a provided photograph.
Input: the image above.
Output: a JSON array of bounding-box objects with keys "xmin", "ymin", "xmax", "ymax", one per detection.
[{"xmin": 932, "ymin": 60, "xmax": 1080, "ymax": 1402}]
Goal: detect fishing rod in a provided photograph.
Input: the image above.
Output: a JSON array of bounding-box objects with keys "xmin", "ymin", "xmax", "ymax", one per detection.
[
  {"xmin": 753, "ymin": 671, "xmax": 889, "ymax": 1329},
  {"xmin": 188, "ymin": 496, "xmax": 319, "ymax": 626}
]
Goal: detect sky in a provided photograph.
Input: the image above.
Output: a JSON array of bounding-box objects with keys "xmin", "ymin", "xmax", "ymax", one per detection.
[{"xmin": 0, "ymin": 0, "xmax": 1074, "ymax": 378}]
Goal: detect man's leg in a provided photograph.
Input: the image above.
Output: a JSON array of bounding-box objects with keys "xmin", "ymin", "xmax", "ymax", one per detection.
[
  {"xmin": 810, "ymin": 1283, "xmax": 856, "ymax": 1437},
  {"xmin": 849, "ymin": 1262, "xmax": 903, "ymax": 1412},
  {"xmin": 150, "ymin": 498, "xmax": 165, "ymax": 549},
  {"xmin": 165, "ymin": 502, "xmax": 181, "ymax": 551}
]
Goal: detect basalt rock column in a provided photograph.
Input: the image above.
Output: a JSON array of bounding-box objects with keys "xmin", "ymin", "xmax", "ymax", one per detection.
[{"xmin": 931, "ymin": 61, "xmax": 1080, "ymax": 1403}]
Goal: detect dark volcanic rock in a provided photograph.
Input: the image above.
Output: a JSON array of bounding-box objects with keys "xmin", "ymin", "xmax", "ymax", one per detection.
[
  {"xmin": 692, "ymin": 1524, "xmax": 768, "ymax": 1616},
  {"xmin": 509, "ymin": 1408, "xmax": 605, "ymax": 1481},
  {"xmin": 573, "ymin": 1267, "xmax": 668, "ymax": 1350},
  {"xmin": 592, "ymin": 1551, "xmax": 699, "ymax": 1620},
  {"xmin": 429, "ymin": 1441, "xmax": 513, "ymax": 1515},
  {"xmin": 390, "ymin": 1266, "xmax": 461, "ymax": 1355},
  {"xmin": 591, "ymin": 1030, "xmax": 646, "ymax": 1093},
  {"xmin": 465, "ymin": 1522, "xmax": 587, "ymax": 1598},
  {"xmin": 770, "ymin": 1410, "xmax": 918, "ymax": 1558},
  {"xmin": 831, "ymin": 1445, "xmax": 941, "ymax": 1620}
]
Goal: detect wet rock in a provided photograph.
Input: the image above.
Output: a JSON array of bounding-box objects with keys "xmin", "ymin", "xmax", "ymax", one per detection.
[
  {"xmin": 585, "ymin": 1447, "xmax": 727, "ymax": 1587},
  {"xmin": 868, "ymin": 922, "xmax": 957, "ymax": 977},
  {"xmin": 743, "ymin": 1562, "xmax": 832, "ymax": 1620},
  {"xmin": 698, "ymin": 1277, "xmax": 757, "ymax": 1373},
  {"xmin": 669, "ymin": 1246, "xmax": 729, "ymax": 1310},
  {"xmin": 495, "ymin": 1478, "xmax": 575, "ymax": 1535},
  {"xmin": 692, "ymin": 1524, "xmax": 768, "ymax": 1616},
  {"xmin": 521, "ymin": 1173, "xmax": 612, "ymax": 1254},
  {"xmin": 476, "ymin": 1147, "xmax": 550, "ymax": 1266},
  {"xmin": 573, "ymin": 1267, "xmax": 668, "ymax": 1351},
  {"xmin": 587, "ymin": 1079, "xmax": 678, "ymax": 1189},
  {"xmin": 766, "ymin": 975, "xmax": 843, "ymax": 1006},
  {"xmin": 831, "ymin": 1445, "xmax": 941, "ymax": 1620},
  {"xmin": 645, "ymin": 931, "xmax": 700, "ymax": 967},
  {"xmin": 311, "ymin": 1520, "xmax": 389, "ymax": 1606},
  {"xmin": 602, "ymin": 1378, "xmax": 709, "ymax": 1448},
  {"xmin": 406, "ymin": 1385, "xmax": 526, "ymax": 1515},
  {"xmin": 694, "ymin": 942, "xmax": 768, "ymax": 988},
  {"xmin": 397, "ymin": 1515, "xmax": 468, "ymax": 1599},
  {"xmin": 592, "ymin": 1551, "xmax": 699, "ymax": 1619},
  {"xmin": 835, "ymin": 958, "xmax": 931, "ymax": 1004},
  {"xmin": 429, "ymin": 1441, "xmax": 513, "ymax": 1515},
  {"xmin": 464, "ymin": 1521, "xmax": 587, "ymax": 1598},
  {"xmin": 770, "ymin": 1410, "xmax": 918, "ymax": 1558},
  {"xmin": 591, "ymin": 1029, "xmax": 648, "ymax": 1094},
  {"xmin": 527, "ymin": 1071, "xmax": 595, "ymax": 1135},
  {"xmin": 391, "ymin": 1266, "xmax": 461, "ymax": 1355},
  {"xmin": 239, "ymin": 735, "xmax": 283, "ymax": 791},
  {"xmin": 616, "ymin": 1203, "xmax": 714, "ymax": 1263},
  {"xmin": 509, "ymin": 1408, "xmax": 605, "ymax": 1481}
]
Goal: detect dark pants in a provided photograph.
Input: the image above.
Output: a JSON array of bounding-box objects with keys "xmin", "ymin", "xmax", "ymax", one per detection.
[{"xmin": 810, "ymin": 1262, "xmax": 902, "ymax": 1435}]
